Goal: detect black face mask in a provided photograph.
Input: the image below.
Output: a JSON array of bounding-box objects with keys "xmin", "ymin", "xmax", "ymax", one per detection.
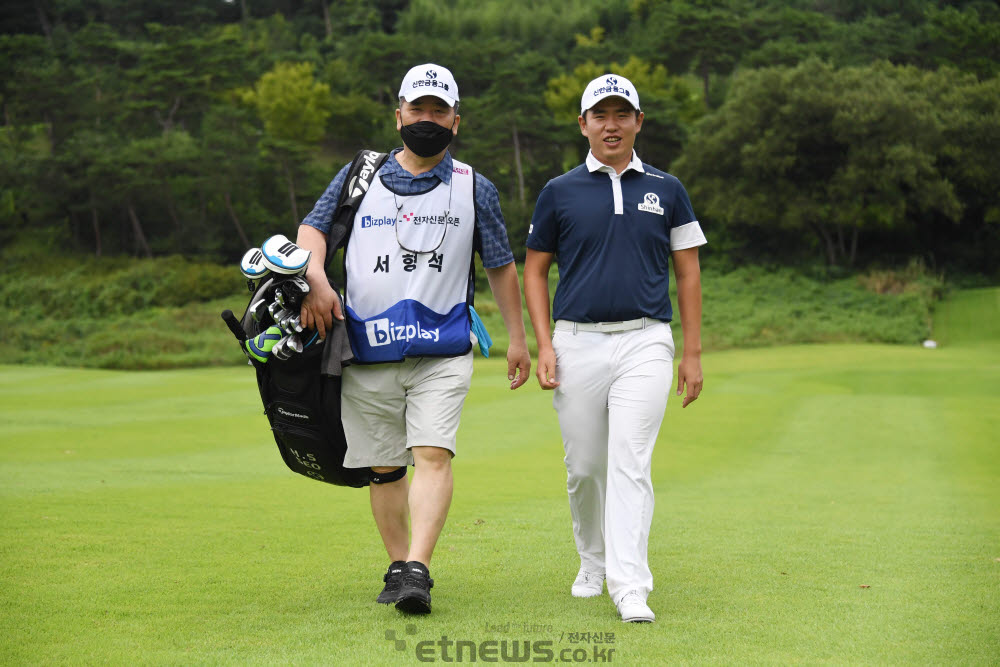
[{"xmin": 400, "ymin": 120, "xmax": 454, "ymax": 158}]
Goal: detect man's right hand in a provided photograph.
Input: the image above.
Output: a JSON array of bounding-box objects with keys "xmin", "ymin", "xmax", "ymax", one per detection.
[
  {"xmin": 299, "ymin": 278, "xmax": 343, "ymax": 341},
  {"xmin": 536, "ymin": 345, "xmax": 559, "ymax": 390}
]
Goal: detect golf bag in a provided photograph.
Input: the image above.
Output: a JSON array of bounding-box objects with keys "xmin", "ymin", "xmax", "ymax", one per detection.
[{"xmin": 231, "ymin": 149, "xmax": 389, "ymax": 487}]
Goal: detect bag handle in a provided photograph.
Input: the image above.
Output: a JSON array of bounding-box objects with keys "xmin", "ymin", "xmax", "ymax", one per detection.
[{"xmin": 324, "ymin": 149, "xmax": 390, "ymax": 269}]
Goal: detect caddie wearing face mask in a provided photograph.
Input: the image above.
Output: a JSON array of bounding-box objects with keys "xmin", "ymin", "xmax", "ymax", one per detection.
[{"xmin": 295, "ymin": 64, "xmax": 531, "ymax": 615}]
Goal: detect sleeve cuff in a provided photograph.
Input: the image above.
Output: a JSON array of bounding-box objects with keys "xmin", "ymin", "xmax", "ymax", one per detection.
[{"xmin": 670, "ymin": 221, "xmax": 707, "ymax": 251}]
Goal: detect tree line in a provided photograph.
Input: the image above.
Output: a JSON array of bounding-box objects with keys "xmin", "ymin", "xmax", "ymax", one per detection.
[{"xmin": 1, "ymin": 0, "xmax": 997, "ymax": 272}]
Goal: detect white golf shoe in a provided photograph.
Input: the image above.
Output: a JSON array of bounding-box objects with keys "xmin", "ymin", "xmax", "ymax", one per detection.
[
  {"xmin": 616, "ymin": 590, "xmax": 655, "ymax": 623},
  {"xmin": 571, "ymin": 570, "xmax": 605, "ymax": 598}
]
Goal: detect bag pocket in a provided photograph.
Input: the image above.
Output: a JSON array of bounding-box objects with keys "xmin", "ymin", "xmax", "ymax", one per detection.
[{"xmin": 268, "ymin": 420, "xmax": 367, "ymax": 487}]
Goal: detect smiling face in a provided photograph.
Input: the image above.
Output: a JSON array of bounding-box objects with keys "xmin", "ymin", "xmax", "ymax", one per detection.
[{"xmin": 578, "ymin": 97, "xmax": 643, "ymax": 173}]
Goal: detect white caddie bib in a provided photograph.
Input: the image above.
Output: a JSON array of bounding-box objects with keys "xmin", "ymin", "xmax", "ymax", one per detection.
[{"xmin": 344, "ymin": 159, "xmax": 476, "ymax": 363}]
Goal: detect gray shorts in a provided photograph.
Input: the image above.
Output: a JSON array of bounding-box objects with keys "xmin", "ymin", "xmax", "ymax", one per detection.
[{"xmin": 340, "ymin": 352, "xmax": 474, "ymax": 468}]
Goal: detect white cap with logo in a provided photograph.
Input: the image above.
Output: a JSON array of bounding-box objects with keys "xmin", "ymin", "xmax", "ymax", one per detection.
[
  {"xmin": 399, "ymin": 63, "xmax": 460, "ymax": 107},
  {"xmin": 581, "ymin": 74, "xmax": 640, "ymax": 114}
]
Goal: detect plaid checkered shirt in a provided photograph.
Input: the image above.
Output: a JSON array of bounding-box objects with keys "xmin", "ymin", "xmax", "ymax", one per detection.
[{"xmin": 301, "ymin": 149, "xmax": 515, "ymax": 269}]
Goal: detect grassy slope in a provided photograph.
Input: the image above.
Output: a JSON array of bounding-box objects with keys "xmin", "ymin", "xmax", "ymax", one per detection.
[
  {"xmin": 0, "ymin": 257, "xmax": 941, "ymax": 369},
  {"xmin": 0, "ymin": 290, "xmax": 996, "ymax": 663}
]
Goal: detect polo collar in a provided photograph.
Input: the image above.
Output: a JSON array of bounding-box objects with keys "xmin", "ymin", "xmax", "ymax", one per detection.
[
  {"xmin": 586, "ymin": 150, "xmax": 644, "ymax": 176},
  {"xmin": 386, "ymin": 147, "xmax": 454, "ymax": 184}
]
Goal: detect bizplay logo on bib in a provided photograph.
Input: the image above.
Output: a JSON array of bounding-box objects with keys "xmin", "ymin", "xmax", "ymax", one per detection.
[
  {"xmin": 360, "ymin": 215, "xmax": 395, "ymax": 229},
  {"xmin": 366, "ymin": 318, "xmax": 440, "ymax": 347},
  {"xmin": 638, "ymin": 192, "xmax": 664, "ymax": 215}
]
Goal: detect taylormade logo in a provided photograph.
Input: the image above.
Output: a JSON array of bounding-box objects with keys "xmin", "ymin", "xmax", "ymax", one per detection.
[
  {"xmin": 350, "ymin": 151, "xmax": 381, "ymax": 197},
  {"xmin": 366, "ymin": 318, "xmax": 440, "ymax": 347},
  {"xmin": 277, "ymin": 407, "xmax": 310, "ymax": 421}
]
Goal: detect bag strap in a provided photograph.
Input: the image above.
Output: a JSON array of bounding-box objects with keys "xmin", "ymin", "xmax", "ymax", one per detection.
[{"xmin": 324, "ymin": 149, "xmax": 390, "ymax": 269}]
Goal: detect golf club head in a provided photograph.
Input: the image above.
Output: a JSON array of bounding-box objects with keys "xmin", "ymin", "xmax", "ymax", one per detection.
[
  {"xmin": 268, "ymin": 301, "xmax": 284, "ymax": 320},
  {"xmin": 279, "ymin": 313, "xmax": 303, "ymax": 334},
  {"xmin": 286, "ymin": 276, "xmax": 310, "ymax": 294},
  {"xmin": 272, "ymin": 334, "xmax": 297, "ymax": 361},
  {"xmin": 275, "ymin": 276, "xmax": 310, "ymax": 310},
  {"xmin": 260, "ymin": 235, "xmax": 311, "ymax": 275},
  {"xmin": 271, "ymin": 306, "xmax": 291, "ymax": 323},
  {"xmin": 249, "ymin": 299, "xmax": 269, "ymax": 323}
]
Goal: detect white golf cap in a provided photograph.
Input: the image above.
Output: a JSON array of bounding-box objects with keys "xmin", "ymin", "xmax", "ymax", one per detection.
[
  {"xmin": 398, "ymin": 63, "xmax": 459, "ymax": 107},
  {"xmin": 581, "ymin": 73, "xmax": 640, "ymax": 113}
]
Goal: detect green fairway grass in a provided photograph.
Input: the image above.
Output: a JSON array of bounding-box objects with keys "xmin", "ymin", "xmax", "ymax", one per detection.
[
  {"xmin": 1, "ymin": 292, "xmax": 997, "ymax": 664},
  {"xmin": 933, "ymin": 286, "xmax": 1000, "ymax": 346}
]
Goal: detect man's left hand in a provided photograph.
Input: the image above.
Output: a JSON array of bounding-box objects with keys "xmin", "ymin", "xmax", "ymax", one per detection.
[
  {"xmin": 506, "ymin": 340, "xmax": 531, "ymax": 390},
  {"xmin": 676, "ymin": 355, "xmax": 703, "ymax": 408}
]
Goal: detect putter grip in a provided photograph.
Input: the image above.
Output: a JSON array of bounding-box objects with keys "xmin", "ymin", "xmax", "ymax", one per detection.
[{"xmin": 221, "ymin": 309, "xmax": 248, "ymax": 342}]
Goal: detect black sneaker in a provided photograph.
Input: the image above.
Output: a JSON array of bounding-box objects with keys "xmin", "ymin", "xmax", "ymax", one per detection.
[
  {"xmin": 376, "ymin": 561, "xmax": 407, "ymax": 604},
  {"xmin": 394, "ymin": 561, "xmax": 434, "ymax": 614}
]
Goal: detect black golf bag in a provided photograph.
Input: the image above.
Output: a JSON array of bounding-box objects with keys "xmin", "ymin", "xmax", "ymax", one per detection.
[
  {"xmin": 241, "ymin": 295, "xmax": 367, "ymax": 487},
  {"xmin": 225, "ymin": 149, "xmax": 389, "ymax": 487}
]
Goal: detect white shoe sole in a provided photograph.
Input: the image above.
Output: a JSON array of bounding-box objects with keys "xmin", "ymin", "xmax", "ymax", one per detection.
[
  {"xmin": 621, "ymin": 613, "xmax": 655, "ymax": 623},
  {"xmin": 618, "ymin": 597, "xmax": 655, "ymax": 623},
  {"xmin": 571, "ymin": 588, "xmax": 603, "ymax": 598}
]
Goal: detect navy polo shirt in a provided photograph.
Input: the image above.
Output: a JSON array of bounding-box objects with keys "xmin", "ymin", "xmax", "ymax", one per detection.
[{"xmin": 526, "ymin": 151, "xmax": 706, "ymax": 323}]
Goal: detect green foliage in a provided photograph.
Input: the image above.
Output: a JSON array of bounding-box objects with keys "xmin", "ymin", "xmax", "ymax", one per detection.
[
  {"xmin": 0, "ymin": 0, "xmax": 998, "ymax": 271},
  {"xmin": 0, "ymin": 257, "xmax": 247, "ymax": 369},
  {"xmin": 0, "ymin": 255, "xmax": 944, "ymax": 369},
  {"xmin": 629, "ymin": 0, "xmax": 754, "ymax": 100},
  {"xmin": 921, "ymin": 5, "xmax": 1000, "ymax": 79},
  {"xmin": 675, "ymin": 59, "xmax": 995, "ymax": 268},
  {"xmin": 242, "ymin": 62, "xmax": 333, "ymax": 144},
  {"xmin": 698, "ymin": 265, "xmax": 942, "ymax": 350},
  {"xmin": 1, "ymin": 256, "xmax": 240, "ymax": 319},
  {"xmin": 394, "ymin": 0, "xmax": 631, "ymax": 56}
]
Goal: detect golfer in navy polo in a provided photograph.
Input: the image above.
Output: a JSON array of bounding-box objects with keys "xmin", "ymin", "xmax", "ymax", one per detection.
[{"xmin": 524, "ymin": 74, "xmax": 706, "ymax": 623}]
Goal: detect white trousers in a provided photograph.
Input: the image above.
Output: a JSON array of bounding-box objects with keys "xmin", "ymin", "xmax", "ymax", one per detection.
[{"xmin": 552, "ymin": 322, "xmax": 674, "ymax": 603}]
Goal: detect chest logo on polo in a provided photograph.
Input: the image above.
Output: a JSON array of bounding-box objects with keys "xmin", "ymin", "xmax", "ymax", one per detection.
[{"xmin": 638, "ymin": 192, "xmax": 664, "ymax": 215}]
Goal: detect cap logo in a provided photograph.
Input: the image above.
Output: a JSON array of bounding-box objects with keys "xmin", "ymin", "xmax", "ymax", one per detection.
[
  {"xmin": 606, "ymin": 76, "xmax": 618, "ymax": 86},
  {"xmin": 426, "ymin": 69, "xmax": 437, "ymax": 79},
  {"xmin": 592, "ymin": 85, "xmax": 631, "ymax": 98},
  {"xmin": 412, "ymin": 79, "xmax": 450, "ymax": 92}
]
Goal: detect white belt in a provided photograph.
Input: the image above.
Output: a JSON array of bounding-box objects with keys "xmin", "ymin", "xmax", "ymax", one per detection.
[{"xmin": 554, "ymin": 318, "xmax": 659, "ymax": 334}]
